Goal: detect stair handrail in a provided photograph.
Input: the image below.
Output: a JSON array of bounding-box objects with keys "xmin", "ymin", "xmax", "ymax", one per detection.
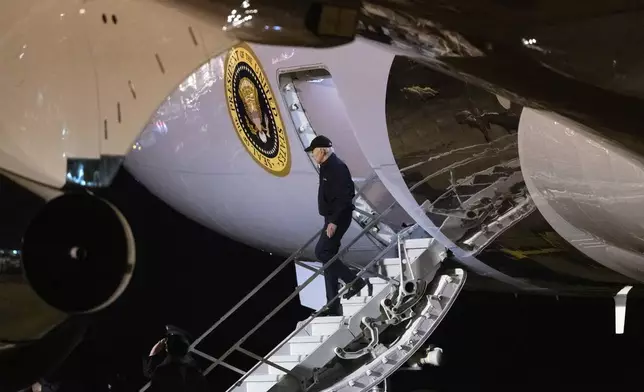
[
  {"xmin": 190, "ymin": 173, "xmax": 380, "ymax": 349},
  {"xmin": 139, "ymin": 176, "xmax": 389, "ymax": 392},
  {"xmin": 198, "ymin": 201, "xmax": 397, "ymax": 375},
  {"xmin": 406, "ymin": 141, "xmax": 518, "ymax": 192},
  {"xmin": 198, "ymin": 188, "xmax": 416, "ymax": 379},
  {"xmin": 217, "ymin": 223, "xmax": 420, "ymax": 390}
]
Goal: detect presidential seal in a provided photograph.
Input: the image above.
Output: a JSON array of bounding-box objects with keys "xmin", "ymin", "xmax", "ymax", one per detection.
[{"xmin": 224, "ymin": 44, "xmax": 291, "ymax": 177}]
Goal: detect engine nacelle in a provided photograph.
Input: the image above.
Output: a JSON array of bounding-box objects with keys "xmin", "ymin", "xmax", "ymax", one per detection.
[
  {"xmin": 0, "ymin": 194, "xmax": 134, "ymax": 390},
  {"xmin": 519, "ymin": 108, "xmax": 644, "ymax": 283},
  {"xmin": 21, "ymin": 193, "xmax": 135, "ymax": 314}
]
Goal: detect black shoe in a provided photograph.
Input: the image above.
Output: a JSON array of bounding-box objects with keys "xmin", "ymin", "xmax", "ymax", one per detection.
[{"xmin": 343, "ymin": 279, "xmax": 367, "ymax": 300}]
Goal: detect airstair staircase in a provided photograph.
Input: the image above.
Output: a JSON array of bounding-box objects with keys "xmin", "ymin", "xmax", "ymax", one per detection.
[
  {"xmin": 140, "ymin": 178, "xmax": 466, "ymax": 392},
  {"xmin": 225, "ymin": 233, "xmax": 464, "ymax": 392}
]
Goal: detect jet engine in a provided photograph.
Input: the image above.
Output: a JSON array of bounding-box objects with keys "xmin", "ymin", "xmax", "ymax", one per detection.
[
  {"xmin": 21, "ymin": 193, "xmax": 135, "ymax": 314},
  {"xmin": 0, "ymin": 193, "xmax": 135, "ymax": 391}
]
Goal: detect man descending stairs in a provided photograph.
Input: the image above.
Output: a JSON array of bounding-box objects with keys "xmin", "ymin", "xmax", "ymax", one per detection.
[
  {"xmin": 304, "ymin": 135, "xmax": 369, "ymax": 317},
  {"xmin": 139, "ymin": 186, "xmax": 467, "ymax": 392}
]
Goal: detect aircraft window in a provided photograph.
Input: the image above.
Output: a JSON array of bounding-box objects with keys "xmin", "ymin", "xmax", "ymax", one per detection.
[
  {"xmin": 155, "ymin": 53, "xmax": 166, "ymax": 74},
  {"xmin": 65, "ymin": 156, "xmax": 124, "ymax": 188},
  {"xmin": 112, "ymin": 14, "xmax": 118, "ymax": 25},
  {"xmin": 128, "ymin": 80, "xmax": 137, "ymax": 99},
  {"xmin": 102, "ymin": 14, "xmax": 108, "ymax": 24},
  {"xmin": 188, "ymin": 27, "xmax": 199, "ymax": 46}
]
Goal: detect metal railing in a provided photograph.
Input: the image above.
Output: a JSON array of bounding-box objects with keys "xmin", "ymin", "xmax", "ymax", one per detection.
[
  {"xmin": 139, "ymin": 132, "xmax": 518, "ymax": 389},
  {"xmin": 351, "ymin": 175, "xmax": 392, "ymax": 244},
  {"xmin": 294, "ymin": 258, "xmax": 396, "ymax": 286},
  {"xmin": 143, "ymin": 138, "xmax": 504, "ymax": 390},
  {"xmin": 198, "ymin": 195, "xmax": 403, "ymax": 378},
  {"xmin": 220, "ymin": 223, "xmax": 418, "ymax": 389},
  {"xmin": 139, "ymin": 146, "xmax": 489, "ymax": 391},
  {"xmin": 140, "ymin": 173, "xmax": 409, "ymax": 391}
]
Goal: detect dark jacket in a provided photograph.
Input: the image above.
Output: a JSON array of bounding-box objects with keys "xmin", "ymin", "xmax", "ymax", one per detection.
[
  {"xmin": 145, "ymin": 353, "xmax": 208, "ymax": 392},
  {"xmin": 318, "ymin": 153, "xmax": 355, "ymax": 224}
]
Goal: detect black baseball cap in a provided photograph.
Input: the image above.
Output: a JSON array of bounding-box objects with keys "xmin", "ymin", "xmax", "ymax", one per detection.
[
  {"xmin": 165, "ymin": 324, "xmax": 192, "ymax": 343},
  {"xmin": 304, "ymin": 135, "xmax": 332, "ymax": 152}
]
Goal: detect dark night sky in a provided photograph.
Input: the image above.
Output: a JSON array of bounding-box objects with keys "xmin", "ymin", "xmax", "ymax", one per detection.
[{"xmin": 2, "ymin": 171, "xmax": 644, "ymax": 391}]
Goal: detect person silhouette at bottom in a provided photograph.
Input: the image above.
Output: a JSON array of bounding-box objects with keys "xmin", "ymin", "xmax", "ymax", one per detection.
[{"xmin": 144, "ymin": 325, "xmax": 209, "ymax": 392}]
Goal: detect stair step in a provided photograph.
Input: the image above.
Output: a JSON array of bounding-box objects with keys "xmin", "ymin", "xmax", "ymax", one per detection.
[
  {"xmin": 285, "ymin": 335, "xmax": 328, "ymax": 356},
  {"xmin": 245, "ymin": 374, "xmax": 282, "ymax": 392},
  {"xmin": 404, "ymin": 238, "xmax": 432, "ymax": 249},
  {"xmin": 308, "ymin": 316, "xmax": 345, "ymax": 336},
  {"xmin": 380, "ymin": 257, "xmax": 402, "ymax": 277},
  {"xmin": 362, "ymin": 277, "xmax": 390, "ymax": 297},
  {"xmin": 311, "ymin": 316, "xmax": 345, "ymax": 323},
  {"xmin": 341, "ymin": 296, "xmax": 371, "ymax": 305},
  {"xmin": 247, "ymin": 374, "xmax": 281, "ymax": 382},
  {"xmin": 289, "ymin": 335, "xmax": 327, "ymax": 343},
  {"xmin": 341, "ymin": 295, "xmax": 371, "ymax": 317},
  {"xmin": 258, "ymin": 354, "xmax": 305, "ymax": 375},
  {"xmin": 404, "ymin": 238, "xmax": 433, "ymax": 264},
  {"xmin": 382, "ymin": 257, "xmax": 402, "ymax": 265}
]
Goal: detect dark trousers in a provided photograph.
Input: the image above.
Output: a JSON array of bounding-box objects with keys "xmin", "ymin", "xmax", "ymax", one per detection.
[{"xmin": 314, "ymin": 211, "xmax": 357, "ymax": 314}]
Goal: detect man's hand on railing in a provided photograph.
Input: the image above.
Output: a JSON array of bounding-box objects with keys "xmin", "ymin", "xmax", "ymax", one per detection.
[{"xmin": 326, "ymin": 223, "xmax": 337, "ymax": 238}]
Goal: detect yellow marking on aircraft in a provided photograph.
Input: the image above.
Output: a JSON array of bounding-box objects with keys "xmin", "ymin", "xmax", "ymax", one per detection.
[
  {"xmin": 499, "ymin": 247, "xmax": 564, "ymax": 260},
  {"xmin": 539, "ymin": 231, "xmax": 568, "ymax": 248}
]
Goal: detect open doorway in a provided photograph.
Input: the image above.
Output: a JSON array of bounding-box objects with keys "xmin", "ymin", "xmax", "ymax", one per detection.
[{"xmin": 278, "ymin": 68, "xmax": 409, "ymax": 245}]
